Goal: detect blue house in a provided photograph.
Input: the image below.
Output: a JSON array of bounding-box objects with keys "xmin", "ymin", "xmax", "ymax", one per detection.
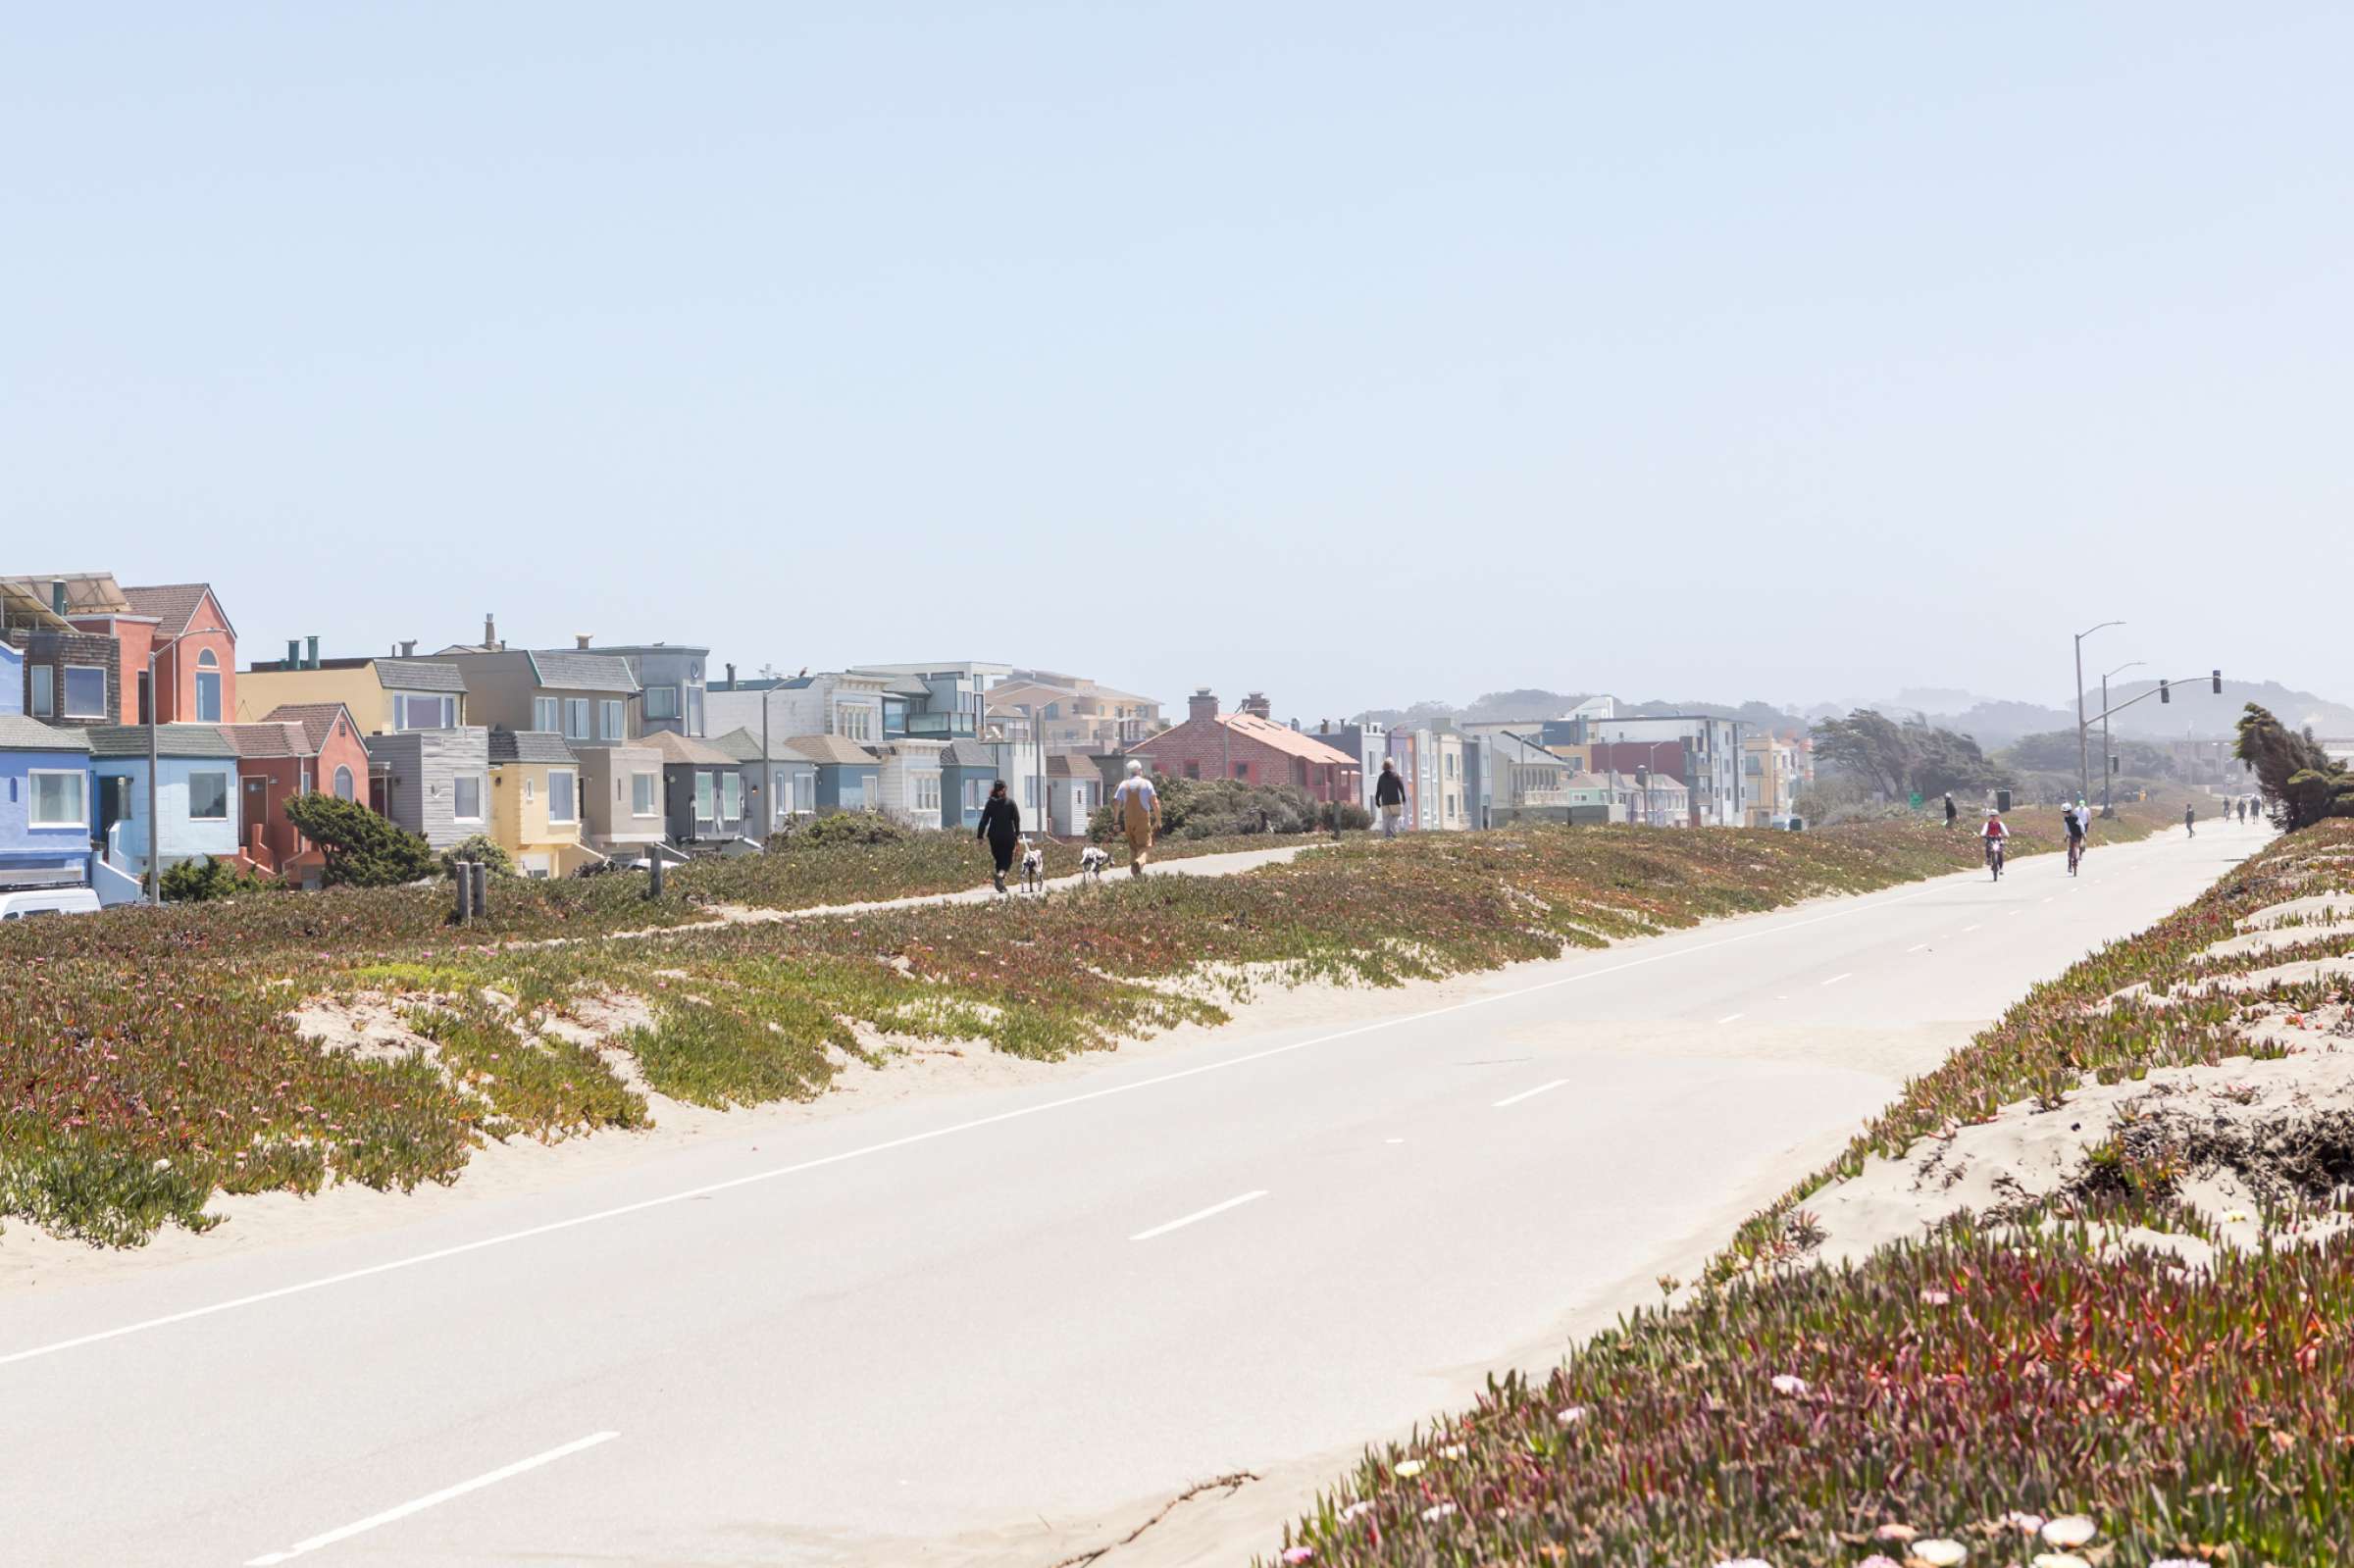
[
  {"xmin": 86, "ymin": 724, "xmax": 242, "ymax": 884},
  {"xmin": 785, "ymin": 734, "xmax": 881, "ymax": 813},
  {"xmin": 1, "ymin": 638, "xmax": 98, "ymax": 892},
  {"xmin": 938, "ymin": 738, "xmax": 1000, "ymax": 831}
]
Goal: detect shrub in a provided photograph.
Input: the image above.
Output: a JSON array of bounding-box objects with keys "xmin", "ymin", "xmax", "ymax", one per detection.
[
  {"xmin": 766, "ymin": 811, "xmax": 915, "ymax": 851},
  {"xmin": 158, "ymin": 854, "xmax": 255, "ymax": 903},
  {"xmin": 282, "ymin": 791, "xmax": 439, "ymax": 887},
  {"xmin": 439, "ymin": 834, "xmax": 514, "ymax": 879},
  {"xmin": 1088, "ymin": 774, "xmax": 1331, "ymax": 841}
]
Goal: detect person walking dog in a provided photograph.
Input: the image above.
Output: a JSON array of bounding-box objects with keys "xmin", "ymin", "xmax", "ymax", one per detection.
[
  {"xmin": 1375, "ymin": 758, "xmax": 1407, "ymax": 838},
  {"xmin": 1111, "ymin": 760, "xmax": 1160, "ymax": 877},
  {"xmin": 977, "ymin": 779, "xmax": 1022, "ymax": 893}
]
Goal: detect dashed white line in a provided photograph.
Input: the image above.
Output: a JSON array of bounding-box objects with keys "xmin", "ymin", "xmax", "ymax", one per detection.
[
  {"xmin": 1716, "ymin": 1012, "xmax": 1745, "ymax": 1025},
  {"xmin": 244, "ymin": 1431, "xmax": 619, "ymax": 1565},
  {"xmin": 1962, "ymin": 924, "xmax": 1983, "ymax": 934},
  {"xmin": 1820, "ymin": 972, "xmax": 1854, "ymax": 987},
  {"xmin": 1493, "ymin": 1078, "xmax": 1570, "ymax": 1108},
  {"xmin": 1130, "ymin": 1189, "xmax": 1267, "ymax": 1242},
  {"xmin": 1906, "ymin": 943, "xmax": 1930, "ymax": 953}
]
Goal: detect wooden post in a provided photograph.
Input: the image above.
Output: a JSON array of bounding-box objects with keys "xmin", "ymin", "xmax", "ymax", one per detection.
[
  {"xmin": 471, "ymin": 860, "xmax": 489, "ymax": 919},
  {"xmin": 454, "ymin": 860, "xmax": 474, "ymax": 922},
  {"xmin": 647, "ymin": 850, "xmax": 665, "ymax": 900}
]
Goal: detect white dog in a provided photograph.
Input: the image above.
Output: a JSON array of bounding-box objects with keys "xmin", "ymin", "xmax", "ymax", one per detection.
[
  {"xmin": 1019, "ymin": 837, "xmax": 1046, "ymax": 893},
  {"xmin": 1078, "ymin": 845, "xmax": 1112, "ymax": 885}
]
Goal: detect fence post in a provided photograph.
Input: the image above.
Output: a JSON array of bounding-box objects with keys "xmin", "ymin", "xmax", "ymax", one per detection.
[
  {"xmin": 647, "ymin": 850, "xmax": 665, "ymax": 900},
  {"xmin": 453, "ymin": 860, "xmax": 474, "ymax": 923},
  {"xmin": 471, "ymin": 860, "xmax": 489, "ymax": 920}
]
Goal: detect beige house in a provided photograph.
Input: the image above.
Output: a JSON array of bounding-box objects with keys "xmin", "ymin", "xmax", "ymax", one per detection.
[
  {"xmin": 237, "ymin": 654, "xmax": 468, "ymax": 734},
  {"xmin": 985, "ymin": 671, "xmax": 1160, "ymax": 753},
  {"xmin": 576, "ymin": 742, "xmax": 668, "ymax": 862},
  {"xmin": 487, "ymin": 729, "xmax": 600, "ymax": 878},
  {"xmin": 433, "ymin": 646, "xmax": 640, "ymax": 747}
]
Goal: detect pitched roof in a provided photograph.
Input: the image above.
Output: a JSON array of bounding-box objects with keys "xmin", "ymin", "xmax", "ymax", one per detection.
[
  {"xmin": 940, "ymin": 738, "xmax": 996, "ymax": 768},
  {"xmin": 221, "ymin": 722, "xmax": 312, "ymax": 759},
  {"xmin": 783, "ymin": 734, "xmax": 877, "ymax": 766},
  {"xmin": 1047, "ymin": 753, "xmax": 1100, "ymax": 778},
  {"xmin": 641, "ymin": 730, "xmax": 736, "ymax": 767},
  {"xmin": 878, "ymin": 675, "xmax": 932, "ymax": 697},
  {"xmin": 0, "ymin": 714, "xmax": 89, "ymax": 751},
  {"xmin": 1201, "ymin": 713, "xmax": 1357, "ymax": 767},
  {"xmin": 707, "ymin": 727, "xmax": 763, "ymax": 763},
  {"xmin": 86, "ymin": 724, "xmax": 238, "ymax": 759},
  {"xmin": 119, "ymin": 583, "xmax": 228, "ymax": 639},
  {"xmin": 377, "ymin": 660, "xmax": 467, "ymax": 693},
  {"xmin": 262, "ymin": 702, "xmax": 358, "ymax": 753},
  {"xmin": 525, "ymin": 650, "xmax": 639, "ymax": 693},
  {"xmin": 487, "ymin": 728, "xmax": 579, "ymax": 765}
]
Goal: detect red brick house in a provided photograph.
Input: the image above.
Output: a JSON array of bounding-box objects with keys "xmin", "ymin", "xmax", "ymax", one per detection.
[
  {"xmin": 1122, "ymin": 689, "xmax": 1360, "ymax": 803},
  {"xmin": 222, "ymin": 702, "xmax": 373, "ymax": 880}
]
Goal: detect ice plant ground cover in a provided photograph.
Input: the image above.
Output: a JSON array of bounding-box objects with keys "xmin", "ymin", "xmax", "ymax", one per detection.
[
  {"xmin": 0, "ymin": 805, "xmax": 2175, "ymax": 1245},
  {"xmin": 1263, "ymin": 820, "xmax": 2354, "ymax": 1568}
]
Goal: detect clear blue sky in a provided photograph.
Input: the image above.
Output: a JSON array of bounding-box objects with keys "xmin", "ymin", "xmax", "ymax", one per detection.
[{"xmin": 7, "ymin": 5, "xmax": 2347, "ymax": 724}]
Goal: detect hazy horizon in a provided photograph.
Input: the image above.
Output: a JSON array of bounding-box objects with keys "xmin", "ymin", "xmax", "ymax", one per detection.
[{"xmin": 8, "ymin": 6, "xmax": 2349, "ymax": 723}]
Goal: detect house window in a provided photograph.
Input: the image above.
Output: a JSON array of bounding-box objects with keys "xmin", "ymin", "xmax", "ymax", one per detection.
[
  {"xmin": 1234, "ymin": 762, "xmax": 1251, "ymax": 781},
  {"xmin": 547, "ymin": 770, "xmax": 577, "ymax": 824},
  {"xmin": 693, "ymin": 772, "xmax": 716, "ymax": 824},
  {"xmin": 1185, "ymin": 760, "xmax": 1201, "ymax": 780},
  {"xmin": 643, "ymin": 685, "xmax": 679, "ymax": 720},
  {"xmin": 28, "ymin": 770, "xmax": 86, "ymax": 829},
  {"xmin": 564, "ymin": 699, "xmax": 591, "ymax": 740},
  {"xmin": 333, "ymin": 766, "xmax": 355, "ymax": 800},
  {"xmin": 524, "ymin": 778, "xmax": 536, "ymax": 804},
  {"xmin": 915, "ymin": 774, "xmax": 940, "ymax": 812},
  {"xmin": 838, "ymin": 705, "xmax": 872, "ymax": 741},
  {"xmin": 452, "ymin": 774, "xmax": 484, "ymax": 823},
  {"xmin": 396, "ymin": 693, "xmax": 455, "ymax": 730},
  {"xmin": 601, "ymin": 700, "xmax": 626, "ymax": 740},
  {"xmin": 839, "ymin": 775, "xmax": 866, "ymax": 810},
  {"xmin": 720, "ymin": 772, "xmax": 742, "ymax": 822},
  {"xmin": 533, "ymin": 696, "xmax": 560, "ymax": 733},
  {"xmin": 962, "ymin": 778, "xmax": 988, "ymax": 812},
  {"xmin": 29, "ymin": 666, "xmax": 54, "ymax": 717},
  {"xmin": 187, "ymin": 771, "xmax": 230, "ymax": 822},
  {"xmin": 194, "ymin": 650, "xmax": 222, "ymax": 723},
  {"xmin": 1022, "ymin": 776, "xmax": 1037, "ymax": 808},
  {"xmin": 773, "ymin": 771, "xmax": 796, "ymax": 816},
  {"xmin": 64, "ymin": 665, "xmax": 108, "ymax": 719},
  {"xmin": 632, "ymin": 772, "xmax": 659, "ymax": 817},
  {"xmin": 686, "ymin": 683, "xmax": 705, "ymax": 736}
]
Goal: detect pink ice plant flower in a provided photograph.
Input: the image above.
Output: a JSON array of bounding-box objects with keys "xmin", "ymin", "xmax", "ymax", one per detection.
[
  {"xmin": 1281, "ymin": 1548, "xmax": 1313, "ymax": 1563},
  {"xmin": 1769, "ymin": 1373, "xmax": 1808, "ymax": 1395},
  {"xmin": 1554, "ymin": 1404, "xmax": 1588, "ymax": 1426}
]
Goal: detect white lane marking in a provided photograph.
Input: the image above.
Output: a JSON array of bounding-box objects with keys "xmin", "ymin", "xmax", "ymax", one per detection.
[
  {"xmin": 1130, "ymin": 1190, "xmax": 1266, "ymax": 1241},
  {"xmin": 1962, "ymin": 924, "xmax": 1983, "ymax": 934},
  {"xmin": 244, "ymin": 1431, "xmax": 618, "ymax": 1565},
  {"xmin": 1906, "ymin": 943, "xmax": 1930, "ymax": 953},
  {"xmin": 0, "ymin": 873, "xmax": 1982, "ymax": 1372},
  {"xmin": 1492, "ymin": 1078, "xmax": 1570, "ymax": 1108},
  {"xmin": 1716, "ymin": 1012, "xmax": 1745, "ymax": 1025},
  {"xmin": 1820, "ymin": 972, "xmax": 1854, "ymax": 987},
  {"xmin": 2009, "ymin": 909, "xmax": 2022, "ymax": 917},
  {"xmin": 2043, "ymin": 896, "xmax": 2055, "ymax": 904}
]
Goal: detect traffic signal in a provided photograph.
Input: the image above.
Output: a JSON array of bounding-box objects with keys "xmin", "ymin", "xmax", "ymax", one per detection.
[
  {"xmin": 2112, "ymin": 755, "xmax": 2121, "ymax": 773},
  {"xmin": 2212, "ymin": 669, "xmax": 2223, "ymax": 694},
  {"xmin": 1997, "ymin": 788, "xmax": 2012, "ymax": 813},
  {"xmin": 2159, "ymin": 679, "xmax": 2171, "ymax": 704}
]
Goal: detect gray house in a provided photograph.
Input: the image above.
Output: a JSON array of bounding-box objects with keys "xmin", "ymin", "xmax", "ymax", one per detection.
[
  {"xmin": 593, "ymin": 642, "xmax": 709, "ymax": 738},
  {"xmin": 433, "ymin": 645, "xmax": 640, "ymax": 749},
  {"xmin": 362, "ymin": 727, "xmax": 491, "ymax": 850},
  {"xmin": 710, "ymin": 727, "xmax": 816, "ymax": 840},
  {"xmin": 643, "ymin": 730, "xmax": 748, "ymax": 847}
]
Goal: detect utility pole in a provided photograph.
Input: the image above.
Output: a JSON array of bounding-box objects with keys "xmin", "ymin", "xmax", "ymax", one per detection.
[
  {"xmin": 2073, "ymin": 620, "xmax": 2124, "ymax": 811},
  {"xmin": 2098, "ymin": 659, "xmax": 2144, "ymax": 819}
]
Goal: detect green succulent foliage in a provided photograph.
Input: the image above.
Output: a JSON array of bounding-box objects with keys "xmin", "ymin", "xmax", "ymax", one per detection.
[
  {"xmin": 282, "ymin": 791, "xmax": 439, "ymax": 887},
  {"xmin": 438, "ymin": 834, "xmax": 513, "ymax": 879},
  {"xmin": 157, "ymin": 854, "xmax": 264, "ymax": 903}
]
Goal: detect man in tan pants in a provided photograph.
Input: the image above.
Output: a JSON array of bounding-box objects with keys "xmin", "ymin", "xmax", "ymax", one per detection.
[{"xmin": 1111, "ymin": 759, "xmax": 1160, "ymax": 877}]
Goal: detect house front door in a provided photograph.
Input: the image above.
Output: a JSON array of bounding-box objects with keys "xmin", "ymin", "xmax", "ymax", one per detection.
[{"xmin": 243, "ymin": 779, "xmax": 270, "ymax": 853}]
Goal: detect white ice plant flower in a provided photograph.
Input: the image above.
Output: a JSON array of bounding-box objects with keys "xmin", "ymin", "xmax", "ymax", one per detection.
[
  {"xmin": 2040, "ymin": 1516, "xmax": 2098, "ymax": 1548},
  {"xmin": 1555, "ymin": 1405, "xmax": 1588, "ymax": 1426},
  {"xmin": 2031, "ymin": 1555, "xmax": 2090, "ymax": 1568},
  {"xmin": 1418, "ymin": 1502, "xmax": 1457, "ymax": 1523},
  {"xmin": 1392, "ymin": 1459, "xmax": 1423, "ymax": 1478},
  {"xmin": 1914, "ymin": 1540, "xmax": 1968, "ymax": 1566},
  {"xmin": 1769, "ymin": 1373, "xmax": 1808, "ymax": 1395}
]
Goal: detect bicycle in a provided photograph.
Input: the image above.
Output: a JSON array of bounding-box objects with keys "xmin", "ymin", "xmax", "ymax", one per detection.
[
  {"xmin": 1984, "ymin": 835, "xmax": 2006, "ymax": 881},
  {"xmin": 2066, "ymin": 833, "xmax": 2082, "ymax": 876}
]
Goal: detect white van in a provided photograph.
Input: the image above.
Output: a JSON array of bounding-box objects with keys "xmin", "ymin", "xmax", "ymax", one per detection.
[{"xmin": 0, "ymin": 887, "xmax": 103, "ymax": 921}]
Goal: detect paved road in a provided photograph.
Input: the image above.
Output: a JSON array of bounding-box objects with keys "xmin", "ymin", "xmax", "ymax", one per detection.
[{"xmin": 0, "ymin": 819, "xmax": 2268, "ymax": 1567}]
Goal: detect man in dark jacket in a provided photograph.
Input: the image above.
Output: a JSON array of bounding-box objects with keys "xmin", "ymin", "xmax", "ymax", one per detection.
[{"xmin": 1374, "ymin": 759, "xmax": 1407, "ymax": 837}]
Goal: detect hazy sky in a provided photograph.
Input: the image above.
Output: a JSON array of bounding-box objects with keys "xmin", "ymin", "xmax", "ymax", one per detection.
[{"xmin": 7, "ymin": 6, "xmax": 2348, "ymax": 725}]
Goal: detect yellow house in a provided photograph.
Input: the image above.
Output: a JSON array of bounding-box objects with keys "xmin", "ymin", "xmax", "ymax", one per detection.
[
  {"xmin": 237, "ymin": 653, "xmax": 468, "ymax": 734},
  {"xmin": 486, "ymin": 729, "xmax": 601, "ymax": 878}
]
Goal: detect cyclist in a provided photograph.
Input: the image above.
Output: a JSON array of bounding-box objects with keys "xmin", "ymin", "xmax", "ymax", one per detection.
[
  {"xmin": 1980, "ymin": 807, "xmax": 2010, "ymax": 880},
  {"xmin": 2062, "ymin": 798, "xmax": 2086, "ymax": 874}
]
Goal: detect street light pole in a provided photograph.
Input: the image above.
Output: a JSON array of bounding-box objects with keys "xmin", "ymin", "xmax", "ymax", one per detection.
[
  {"xmin": 142, "ymin": 632, "xmax": 184, "ymax": 904},
  {"xmin": 2098, "ymin": 659, "xmax": 2144, "ymax": 819},
  {"xmin": 2073, "ymin": 620, "xmax": 2124, "ymax": 810}
]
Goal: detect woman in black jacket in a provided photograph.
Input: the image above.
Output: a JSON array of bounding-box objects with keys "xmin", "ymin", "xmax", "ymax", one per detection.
[{"xmin": 977, "ymin": 779, "xmax": 1022, "ymax": 892}]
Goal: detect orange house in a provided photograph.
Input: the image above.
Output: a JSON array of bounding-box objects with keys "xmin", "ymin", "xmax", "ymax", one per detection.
[
  {"xmin": 53, "ymin": 579, "xmax": 239, "ymax": 725},
  {"xmin": 221, "ymin": 703, "xmax": 373, "ymax": 881}
]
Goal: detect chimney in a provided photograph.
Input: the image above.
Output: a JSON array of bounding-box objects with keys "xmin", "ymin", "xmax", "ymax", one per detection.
[
  {"xmin": 484, "ymin": 613, "xmax": 497, "ymax": 650},
  {"xmin": 50, "ymin": 579, "xmax": 67, "ymax": 616},
  {"xmin": 286, "ymin": 638, "xmax": 301, "ymax": 667},
  {"xmin": 575, "ymin": 633, "xmax": 591, "ymax": 650},
  {"xmin": 399, "ymin": 639, "xmax": 417, "ymax": 659},
  {"xmin": 306, "ymin": 634, "xmax": 320, "ymax": 669},
  {"xmin": 1188, "ymin": 687, "xmax": 1219, "ymax": 723},
  {"xmin": 1241, "ymin": 691, "xmax": 1272, "ymax": 720},
  {"xmin": 725, "ymin": 662, "xmax": 736, "ymax": 687}
]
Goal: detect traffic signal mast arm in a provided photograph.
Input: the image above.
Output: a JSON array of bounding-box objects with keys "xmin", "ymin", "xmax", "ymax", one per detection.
[{"xmin": 2079, "ymin": 670, "xmax": 2224, "ymax": 733}]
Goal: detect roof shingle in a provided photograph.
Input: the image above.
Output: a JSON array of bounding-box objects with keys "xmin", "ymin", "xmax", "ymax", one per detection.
[
  {"xmin": 377, "ymin": 660, "xmax": 467, "ymax": 693},
  {"xmin": 525, "ymin": 651, "xmax": 639, "ymax": 693},
  {"xmin": 0, "ymin": 714, "xmax": 89, "ymax": 752},
  {"xmin": 783, "ymin": 734, "xmax": 877, "ymax": 766},
  {"xmin": 118, "ymin": 583, "xmax": 220, "ymax": 638},
  {"xmin": 261, "ymin": 703, "xmax": 356, "ymax": 753},
  {"xmin": 86, "ymin": 724, "xmax": 238, "ymax": 759},
  {"xmin": 221, "ymin": 722, "xmax": 310, "ymax": 759},
  {"xmin": 641, "ymin": 730, "xmax": 735, "ymax": 767},
  {"xmin": 487, "ymin": 729, "xmax": 580, "ymax": 765}
]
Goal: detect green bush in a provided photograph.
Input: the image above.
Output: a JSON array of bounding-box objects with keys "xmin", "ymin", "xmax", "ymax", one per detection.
[
  {"xmin": 765, "ymin": 811, "xmax": 915, "ymax": 851},
  {"xmin": 282, "ymin": 791, "xmax": 439, "ymax": 887},
  {"xmin": 1088, "ymin": 773, "xmax": 1336, "ymax": 841},
  {"xmin": 439, "ymin": 834, "xmax": 514, "ymax": 879},
  {"xmin": 158, "ymin": 854, "xmax": 258, "ymax": 902}
]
